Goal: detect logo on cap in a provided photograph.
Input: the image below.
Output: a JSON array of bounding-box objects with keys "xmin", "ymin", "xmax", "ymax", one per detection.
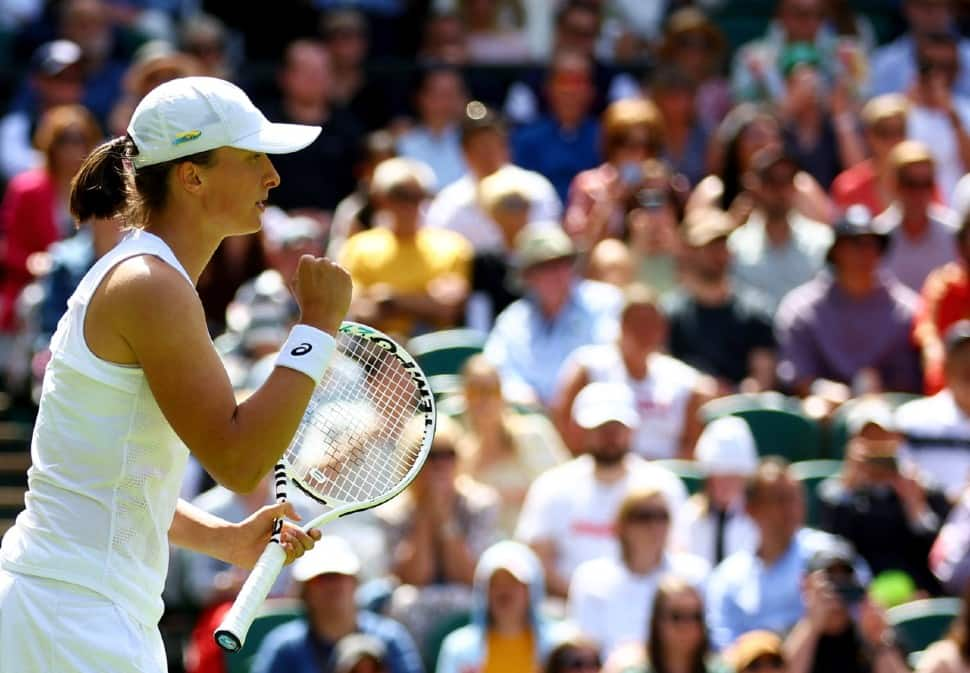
[{"xmin": 172, "ymin": 130, "xmax": 202, "ymax": 145}]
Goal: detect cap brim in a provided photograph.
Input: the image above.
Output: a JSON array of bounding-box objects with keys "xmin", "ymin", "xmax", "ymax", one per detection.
[
  {"xmin": 574, "ymin": 410, "xmax": 640, "ymax": 430},
  {"xmin": 232, "ymin": 122, "xmax": 322, "ymax": 155}
]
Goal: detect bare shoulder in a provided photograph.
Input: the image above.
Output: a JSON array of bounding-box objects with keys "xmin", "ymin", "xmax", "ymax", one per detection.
[{"xmin": 101, "ymin": 255, "xmax": 202, "ymax": 325}]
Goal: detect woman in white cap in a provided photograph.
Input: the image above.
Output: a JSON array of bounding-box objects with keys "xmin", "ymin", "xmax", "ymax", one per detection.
[
  {"xmin": 670, "ymin": 416, "xmax": 760, "ymax": 567},
  {"xmin": 0, "ymin": 76, "xmax": 352, "ymax": 672}
]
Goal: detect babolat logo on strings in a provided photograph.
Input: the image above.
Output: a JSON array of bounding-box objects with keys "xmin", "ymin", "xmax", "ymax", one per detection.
[{"xmin": 172, "ymin": 129, "xmax": 202, "ymax": 145}]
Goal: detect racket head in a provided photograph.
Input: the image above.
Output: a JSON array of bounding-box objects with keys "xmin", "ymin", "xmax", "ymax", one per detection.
[{"xmin": 282, "ymin": 321, "xmax": 435, "ymax": 516}]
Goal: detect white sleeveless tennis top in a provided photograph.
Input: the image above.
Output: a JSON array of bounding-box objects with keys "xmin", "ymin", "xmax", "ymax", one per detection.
[
  {"xmin": 0, "ymin": 230, "xmax": 192, "ymax": 627},
  {"xmin": 566, "ymin": 344, "xmax": 700, "ymax": 459}
]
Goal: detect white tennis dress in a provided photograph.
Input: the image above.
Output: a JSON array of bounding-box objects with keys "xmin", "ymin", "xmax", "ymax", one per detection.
[{"xmin": 0, "ymin": 230, "xmax": 193, "ymax": 673}]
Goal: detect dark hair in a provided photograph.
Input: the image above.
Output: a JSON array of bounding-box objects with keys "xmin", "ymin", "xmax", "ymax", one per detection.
[
  {"xmin": 555, "ymin": 0, "xmax": 600, "ymax": 27},
  {"xmin": 70, "ymin": 135, "xmax": 216, "ymax": 226},
  {"xmin": 714, "ymin": 104, "xmax": 779, "ymax": 210},
  {"xmin": 647, "ymin": 578, "xmax": 709, "ymax": 673},
  {"xmin": 459, "ymin": 103, "xmax": 507, "ymax": 147},
  {"xmin": 543, "ymin": 635, "xmax": 601, "ymax": 673}
]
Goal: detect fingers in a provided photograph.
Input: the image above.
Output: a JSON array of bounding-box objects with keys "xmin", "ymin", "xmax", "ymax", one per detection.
[{"xmin": 279, "ymin": 522, "xmax": 318, "ymax": 564}]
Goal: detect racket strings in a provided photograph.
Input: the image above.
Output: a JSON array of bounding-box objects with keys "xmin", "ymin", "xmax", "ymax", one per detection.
[{"xmin": 284, "ymin": 332, "xmax": 429, "ymax": 504}]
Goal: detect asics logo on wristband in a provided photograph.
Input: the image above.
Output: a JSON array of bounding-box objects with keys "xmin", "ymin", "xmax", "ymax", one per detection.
[{"xmin": 291, "ymin": 343, "xmax": 313, "ymax": 356}]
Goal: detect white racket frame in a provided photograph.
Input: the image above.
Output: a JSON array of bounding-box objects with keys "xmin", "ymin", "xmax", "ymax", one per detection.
[{"xmin": 214, "ymin": 321, "xmax": 436, "ymax": 653}]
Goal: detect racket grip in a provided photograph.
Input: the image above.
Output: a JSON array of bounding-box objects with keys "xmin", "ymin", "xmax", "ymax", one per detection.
[{"xmin": 214, "ymin": 542, "xmax": 288, "ymax": 653}]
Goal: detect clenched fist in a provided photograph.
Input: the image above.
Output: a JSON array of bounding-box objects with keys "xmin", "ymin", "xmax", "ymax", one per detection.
[{"xmin": 292, "ymin": 255, "xmax": 352, "ymax": 335}]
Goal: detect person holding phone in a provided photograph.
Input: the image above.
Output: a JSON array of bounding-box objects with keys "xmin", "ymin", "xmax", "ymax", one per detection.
[{"xmin": 817, "ymin": 399, "xmax": 951, "ymax": 595}]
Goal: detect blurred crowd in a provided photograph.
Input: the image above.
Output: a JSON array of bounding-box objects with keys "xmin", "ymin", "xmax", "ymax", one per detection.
[{"xmin": 14, "ymin": 0, "xmax": 970, "ymax": 673}]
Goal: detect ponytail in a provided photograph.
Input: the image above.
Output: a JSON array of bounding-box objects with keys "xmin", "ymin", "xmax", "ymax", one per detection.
[{"xmin": 69, "ymin": 135, "xmax": 135, "ymax": 223}]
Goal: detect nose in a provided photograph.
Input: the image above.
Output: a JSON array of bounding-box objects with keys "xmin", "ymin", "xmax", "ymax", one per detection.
[{"xmin": 262, "ymin": 155, "xmax": 281, "ymax": 190}]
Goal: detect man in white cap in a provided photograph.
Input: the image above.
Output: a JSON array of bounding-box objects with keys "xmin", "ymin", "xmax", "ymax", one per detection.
[
  {"xmin": 251, "ymin": 536, "xmax": 423, "ymax": 673},
  {"xmin": 515, "ymin": 381, "xmax": 687, "ymax": 597},
  {"xmin": 671, "ymin": 416, "xmax": 760, "ymax": 566}
]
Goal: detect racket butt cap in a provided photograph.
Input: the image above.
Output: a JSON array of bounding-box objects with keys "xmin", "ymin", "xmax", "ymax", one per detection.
[{"xmin": 215, "ymin": 630, "xmax": 243, "ymax": 653}]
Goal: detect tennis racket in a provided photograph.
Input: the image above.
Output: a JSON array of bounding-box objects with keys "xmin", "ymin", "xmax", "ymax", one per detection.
[{"xmin": 214, "ymin": 321, "xmax": 436, "ymax": 653}]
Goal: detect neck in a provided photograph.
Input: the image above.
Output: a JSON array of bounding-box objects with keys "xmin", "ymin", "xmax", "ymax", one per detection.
[
  {"xmin": 625, "ymin": 546, "xmax": 663, "ymax": 575},
  {"xmin": 619, "ymin": 343, "xmax": 649, "ymax": 379},
  {"xmin": 491, "ymin": 614, "xmax": 529, "ymax": 636},
  {"xmin": 763, "ymin": 212, "xmax": 792, "ymax": 246},
  {"xmin": 537, "ymin": 291, "xmax": 570, "ymax": 320},
  {"xmin": 901, "ymin": 209, "xmax": 930, "ymax": 237},
  {"xmin": 145, "ymin": 209, "xmax": 222, "ymax": 284},
  {"xmin": 425, "ymin": 118, "xmax": 452, "ymax": 135},
  {"xmin": 663, "ymin": 650, "xmax": 696, "ymax": 673},
  {"xmin": 556, "ymin": 115, "xmax": 584, "ymax": 132},
  {"xmin": 687, "ymin": 274, "xmax": 731, "ymax": 305},
  {"xmin": 758, "ymin": 535, "xmax": 792, "ymax": 565},
  {"xmin": 593, "ymin": 459, "xmax": 628, "ymax": 484},
  {"xmin": 836, "ymin": 270, "xmax": 877, "ymax": 298}
]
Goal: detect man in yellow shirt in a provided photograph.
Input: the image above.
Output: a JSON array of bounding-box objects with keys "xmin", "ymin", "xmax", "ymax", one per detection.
[{"xmin": 339, "ymin": 157, "xmax": 472, "ymax": 339}]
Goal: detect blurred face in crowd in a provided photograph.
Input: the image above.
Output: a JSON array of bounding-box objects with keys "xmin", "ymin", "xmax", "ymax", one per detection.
[
  {"xmin": 587, "ymin": 239, "xmax": 635, "ymax": 287},
  {"xmin": 462, "ymin": 359, "xmax": 504, "ymax": 424},
  {"xmin": 418, "ymin": 70, "xmax": 467, "ymax": 128},
  {"xmin": 688, "ymin": 237, "xmax": 731, "ymax": 284},
  {"xmin": 654, "ymin": 83, "xmax": 696, "ymax": 127},
  {"xmin": 670, "ymin": 29, "xmax": 720, "ymax": 79},
  {"xmin": 61, "ymin": 0, "xmax": 111, "ymax": 62},
  {"xmin": 747, "ymin": 472, "xmax": 804, "ymax": 546},
  {"xmin": 382, "ymin": 178, "xmax": 428, "ymax": 233},
  {"xmin": 707, "ymin": 474, "xmax": 748, "ymax": 510},
  {"xmin": 620, "ymin": 303, "xmax": 666, "ymax": 357},
  {"xmin": 487, "ymin": 569, "xmax": 531, "ymax": 629},
  {"xmin": 326, "ymin": 21, "xmax": 368, "ymax": 68},
  {"xmin": 917, "ymin": 40, "xmax": 959, "ymax": 91},
  {"xmin": 945, "ymin": 342, "xmax": 970, "ymax": 413},
  {"xmin": 830, "ymin": 235, "xmax": 883, "ymax": 281},
  {"xmin": 547, "ymin": 55, "xmax": 595, "ymax": 129},
  {"xmin": 864, "ymin": 113, "xmax": 907, "ymax": 164},
  {"xmin": 619, "ymin": 493, "xmax": 670, "ymax": 568},
  {"xmin": 464, "ymin": 128, "xmax": 509, "ymax": 178},
  {"xmin": 778, "ymin": 0, "xmax": 825, "ymax": 43},
  {"xmin": 555, "ymin": 6, "xmax": 600, "ymax": 57},
  {"xmin": 582, "ymin": 420, "xmax": 632, "ymax": 467},
  {"xmin": 422, "ymin": 14, "xmax": 468, "ymax": 64},
  {"xmin": 657, "ymin": 587, "xmax": 706, "ymax": 653},
  {"xmin": 785, "ymin": 64, "xmax": 822, "ymax": 115},
  {"xmin": 894, "ymin": 160, "xmax": 935, "ymax": 215},
  {"xmin": 303, "ymin": 572, "xmax": 357, "ymax": 622},
  {"xmin": 35, "ymin": 66, "xmax": 85, "ymax": 109},
  {"xmin": 905, "ymin": 0, "xmax": 954, "ymax": 34},
  {"xmin": 737, "ymin": 117, "xmax": 782, "ymax": 173},
  {"xmin": 627, "ymin": 202, "xmax": 680, "ymax": 255},
  {"xmin": 49, "ymin": 123, "xmax": 96, "ymax": 178},
  {"xmin": 750, "ymin": 160, "xmax": 797, "ymax": 220},
  {"xmin": 281, "ymin": 42, "xmax": 332, "ymax": 106},
  {"xmin": 414, "ymin": 435, "xmax": 459, "ymax": 496},
  {"xmin": 522, "ymin": 256, "xmax": 575, "ymax": 315}
]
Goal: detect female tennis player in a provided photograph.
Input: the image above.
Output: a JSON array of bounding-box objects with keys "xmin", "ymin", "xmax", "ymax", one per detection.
[{"xmin": 0, "ymin": 77, "xmax": 352, "ymax": 672}]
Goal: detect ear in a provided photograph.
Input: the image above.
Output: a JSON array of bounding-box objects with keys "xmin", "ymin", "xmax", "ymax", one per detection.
[{"xmin": 175, "ymin": 161, "xmax": 205, "ymax": 194}]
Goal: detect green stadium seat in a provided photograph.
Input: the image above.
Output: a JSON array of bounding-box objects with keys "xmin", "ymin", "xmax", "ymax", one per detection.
[
  {"xmin": 424, "ymin": 610, "xmax": 471, "ymax": 672},
  {"xmin": 223, "ymin": 599, "xmax": 305, "ymax": 673},
  {"xmin": 825, "ymin": 393, "xmax": 922, "ymax": 459},
  {"xmin": 789, "ymin": 459, "xmax": 843, "ymax": 528},
  {"xmin": 653, "ymin": 459, "xmax": 706, "ymax": 496},
  {"xmin": 887, "ymin": 597, "xmax": 961, "ymax": 663},
  {"xmin": 406, "ymin": 329, "xmax": 487, "ymax": 378},
  {"xmin": 699, "ymin": 394, "xmax": 822, "ymax": 463}
]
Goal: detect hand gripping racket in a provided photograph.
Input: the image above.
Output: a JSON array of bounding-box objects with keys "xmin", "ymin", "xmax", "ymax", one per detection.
[{"xmin": 214, "ymin": 321, "xmax": 436, "ymax": 653}]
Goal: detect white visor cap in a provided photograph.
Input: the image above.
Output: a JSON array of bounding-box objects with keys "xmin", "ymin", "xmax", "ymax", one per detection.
[{"xmin": 127, "ymin": 76, "xmax": 321, "ymax": 169}]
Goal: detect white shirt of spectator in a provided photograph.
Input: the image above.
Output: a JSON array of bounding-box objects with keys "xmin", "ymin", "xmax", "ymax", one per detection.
[
  {"xmin": 907, "ymin": 99, "xmax": 970, "ymax": 205},
  {"xmin": 670, "ymin": 496, "xmax": 760, "ymax": 567},
  {"xmin": 424, "ymin": 166, "xmax": 562, "ymax": 252},
  {"xmin": 515, "ymin": 454, "xmax": 688, "ymax": 583},
  {"xmin": 560, "ymin": 344, "xmax": 701, "ymax": 459},
  {"xmin": 567, "ymin": 551, "xmax": 710, "ymax": 658},
  {"xmin": 896, "ymin": 390, "xmax": 970, "ymax": 500}
]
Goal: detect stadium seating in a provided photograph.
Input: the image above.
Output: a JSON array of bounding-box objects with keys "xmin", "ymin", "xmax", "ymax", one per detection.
[
  {"xmin": 699, "ymin": 393, "xmax": 822, "ymax": 463},
  {"xmin": 887, "ymin": 597, "xmax": 961, "ymax": 667},
  {"xmin": 789, "ymin": 459, "xmax": 843, "ymax": 528},
  {"xmin": 825, "ymin": 393, "xmax": 922, "ymax": 458},
  {"xmin": 653, "ymin": 459, "xmax": 706, "ymax": 496}
]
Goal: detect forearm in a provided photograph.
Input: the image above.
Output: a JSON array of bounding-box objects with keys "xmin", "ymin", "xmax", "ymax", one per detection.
[
  {"xmin": 169, "ymin": 499, "xmax": 236, "ymax": 564},
  {"xmin": 872, "ymin": 646, "xmax": 911, "ymax": 673},
  {"xmin": 783, "ymin": 619, "xmax": 822, "ymax": 673},
  {"xmin": 436, "ymin": 526, "xmax": 477, "ymax": 585}
]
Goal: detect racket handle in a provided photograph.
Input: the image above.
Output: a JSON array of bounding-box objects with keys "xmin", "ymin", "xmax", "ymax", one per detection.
[{"xmin": 214, "ymin": 542, "xmax": 288, "ymax": 653}]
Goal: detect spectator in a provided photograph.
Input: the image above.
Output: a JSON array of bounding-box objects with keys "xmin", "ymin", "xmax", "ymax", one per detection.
[
  {"xmin": 0, "ymin": 40, "xmax": 86, "ymax": 180},
  {"xmin": 783, "ymin": 540, "xmax": 909, "ymax": 673},
  {"xmin": 831, "ymin": 94, "xmax": 912, "ymax": 216},
  {"xmin": 916, "ymin": 213, "xmax": 970, "ymax": 394},
  {"xmin": 931, "ymin": 488, "xmax": 970, "ymax": 595},
  {"xmin": 624, "ymin": 164, "xmax": 686, "ymax": 298},
  {"xmin": 917, "ymin": 583, "xmax": 970, "ymax": 672},
  {"xmin": 897, "ymin": 320, "xmax": 970, "ymax": 500},
  {"xmin": 818, "ymin": 398, "xmax": 950, "ymax": 595},
  {"xmin": 587, "ymin": 238, "xmax": 636, "ymax": 288},
  {"xmin": 251, "ymin": 536, "xmax": 424, "ymax": 673},
  {"xmin": 418, "ymin": 12, "xmax": 470, "ymax": 66},
  {"xmin": 729, "ymin": 0, "xmax": 859, "ymax": 105},
  {"xmin": 458, "ymin": 0, "xmax": 531, "ymax": 64},
  {"xmin": 333, "ymin": 634, "xmax": 392, "ymax": 673},
  {"xmin": 868, "ymin": 0, "xmax": 970, "ymax": 98},
  {"xmin": 672, "ymin": 417, "xmax": 761, "ymax": 567},
  {"xmin": 179, "ymin": 13, "xmax": 234, "ymax": 81},
  {"xmin": 723, "ymin": 631, "xmax": 788, "ymax": 673},
  {"xmin": 397, "ymin": 66, "xmax": 469, "ymax": 191},
  {"xmin": 665, "ymin": 207, "xmax": 777, "ymax": 392},
  {"xmin": 425, "ymin": 103, "xmax": 560, "ymax": 254},
  {"xmin": 906, "ymin": 31, "xmax": 970, "ymax": 205},
  {"xmin": 515, "ymin": 381, "xmax": 688, "ymax": 598},
  {"xmin": 436, "ymin": 540, "xmax": 572, "ymax": 673},
  {"xmin": 196, "ymin": 231, "xmax": 267, "ymax": 337},
  {"xmin": 553, "ymin": 283, "xmax": 713, "ymax": 459},
  {"xmin": 483, "ymin": 227, "xmax": 622, "ymax": 406},
  {"xmin": 455, "ymin": 354, "xmax": 568, "ymax": 536},
  {"xmin": 874, "ymin": 140, "xmax": 959, "ymax": 293},
  {"xmin": 775, "ymin": 205, "xmax": 922, "ymax": 397},
  {"xmin": 564, "ymin": 98, "xmax": 664, "ymax": 246},
  {"xmin": 706, "ymin": 458, "xmax": 852, "ymax": 650},
  {"xmin": 340, "ymin": 157, "xmax": 472, "ymax": 340},
  {"xmin": 654, "ymin": 7, "xmax": 731, "ymax": 131},
  {"xmin": 378, "ymin": 416, "xmax": 500, "ymax": 650},
  {"xmin": 650, "ymin": 65, "xmax": 709, "ymax": 189},
  {"xmin": 614, "ymin": 577, "xmax": 723, "ymax": 673},
  {"xmin": 568, "ymin": 486, "xmax": 710, "ymax": 658},
  {"xmin": 0, "ymin": 104, "xmax": 102, "ymax": 331},
  {"xmin": 728, "ymin": 147, "xmax": 833, "ymax": 311},
  {"xmin": 262, "ymin": 39, "xmax": 362, "ymax": 218},
  {"xmin": 512, "ymin": 50, "xmax": 601, "ymax": 204},
  {"xmin": 688, "ymin": 105, "xmax": 832, "ymax": 228},
  {"xmin": 544, "ymin": 636, "xmax": 603, "ymax": 673}
]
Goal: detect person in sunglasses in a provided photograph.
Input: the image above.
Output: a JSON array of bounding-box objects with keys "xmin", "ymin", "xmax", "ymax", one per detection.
[
  {"xmin": 724, "ymin": 631, "xmax": 787, "ymax": 673},
  {"xmin": 568, "ymin": 486, "xmax": 709, "ymax": 660},
  {"xmin": 544, "ymin": 635, "xmax": 602, "ymax": 673}
]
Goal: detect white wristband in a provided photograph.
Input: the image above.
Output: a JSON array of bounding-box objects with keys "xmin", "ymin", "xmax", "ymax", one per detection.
[{"xmin": 275, "ymin": 324, "xmax": 336, "ymax": 385}]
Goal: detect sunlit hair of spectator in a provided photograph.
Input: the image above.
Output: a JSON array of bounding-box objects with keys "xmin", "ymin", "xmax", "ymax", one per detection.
[
  {"xmin": 34, "ymin": 104, "xmax": 102, "ymax": 177},
  {"xmin": 601, "ymin": 99, "xmax": 664, "ymax": 165},
  {"xmin": 647, "ymin": 577, "xmax": 710, "ymax": 673},
  {"xmin": 543, "ymin": 634, "xmax": 602, "ymax": 673}
]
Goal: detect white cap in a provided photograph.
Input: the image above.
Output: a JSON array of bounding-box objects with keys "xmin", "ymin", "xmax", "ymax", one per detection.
[
  {"xmin": 846, "ymin": 398, "xmax": 896, "ymax": 435},
  {"xmin": 291, "ymin": 535, "xmax": 360, "ymax": 582},
  {"xmin": 695, "ymin": 416, "xmax": 759, "ymax": 476},
  {"xmin": 127, "ymin": 76, "xmax": 321, "ymax": 169},
  {"xmin": 571, "ymin": 381, "xmax": 640, "ymax": 430}
]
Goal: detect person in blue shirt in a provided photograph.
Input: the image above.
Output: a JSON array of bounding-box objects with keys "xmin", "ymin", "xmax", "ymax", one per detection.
[
  {"xmin": 252, "ymin": 536, "xmax": 424, "ymax": 673},
  {"xmin": 511, "ymin": 50, "xmax": 601, "ymax": 203}
]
